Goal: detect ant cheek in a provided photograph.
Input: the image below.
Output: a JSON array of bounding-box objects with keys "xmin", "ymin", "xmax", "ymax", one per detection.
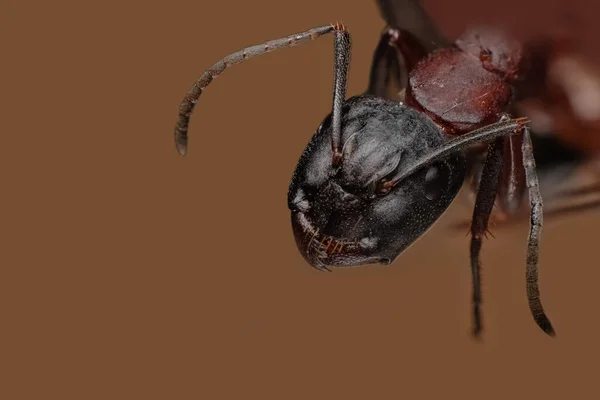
[
  {"xmin": 359, "ymin": 236, "xmax": 379, "ymax": 248},
  {"xmin": 294, "ymin": 198, "xmax": 311, "ymax": 213},
  {"xmin": 289, "ymin": 188, "xmax": 312, "ymax": 212}
]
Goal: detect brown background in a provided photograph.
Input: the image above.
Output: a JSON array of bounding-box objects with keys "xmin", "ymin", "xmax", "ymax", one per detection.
[{"xmin": 4, "ymin": 0, "xmax": 600, "ymax": 398}]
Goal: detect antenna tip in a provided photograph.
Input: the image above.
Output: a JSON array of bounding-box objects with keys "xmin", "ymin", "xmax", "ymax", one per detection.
[
  {"xmin": 537, "ymin": 316, "xmax": 556, "ymax": 337},
  {"xmin": 176, "ymin": 143, "xmax": 187, "ymax": 157},
  {"xmin": 471, "ymin": 324, "xmax": 483, "ymax": 340},
  {"xmin": 175, "ymin": 133, "xmax": 188, "ymax": 157}
]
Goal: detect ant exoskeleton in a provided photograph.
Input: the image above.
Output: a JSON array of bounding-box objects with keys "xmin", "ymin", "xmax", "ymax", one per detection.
[{"xmin": 173, "ymin": 1, "xmax": 598, "ymax": 338}]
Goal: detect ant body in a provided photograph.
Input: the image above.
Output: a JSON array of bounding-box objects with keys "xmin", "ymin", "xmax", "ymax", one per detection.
[{"xmin": 173, "ymin": 0, "xmax": 599, "ymax": 337}]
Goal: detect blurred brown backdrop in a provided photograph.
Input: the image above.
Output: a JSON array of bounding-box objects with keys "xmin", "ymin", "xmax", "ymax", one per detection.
[{"xmin": 3, "ymin": 0, "xmax": 600, "ymax": 398}]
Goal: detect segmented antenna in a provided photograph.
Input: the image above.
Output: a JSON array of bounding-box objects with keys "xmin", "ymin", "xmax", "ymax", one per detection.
[
  {"xmin": 174, "ymin": 25, "xmax": 336, "ymax": 157},
  {"xmin": 377, "ymin": 117, "xmax": 529, "ymax": 194},
  {"xmin": 331, "ymin": 25, "xmax": 351, "ymax": 166}
]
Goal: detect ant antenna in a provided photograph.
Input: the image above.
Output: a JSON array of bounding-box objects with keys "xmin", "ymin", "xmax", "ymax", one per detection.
[
  {"xmin": 377, "ymin": 118, "xmax": 529, "ymax": 194},
  {"xmin": 174, "ymin": 23, "xmax": 351, "ymax": 169}
]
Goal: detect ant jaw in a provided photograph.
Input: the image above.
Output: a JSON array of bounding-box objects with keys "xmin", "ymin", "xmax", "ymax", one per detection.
[{"xmin": 290, "ymin": 211, "xmax": 382, "ymax": 269}]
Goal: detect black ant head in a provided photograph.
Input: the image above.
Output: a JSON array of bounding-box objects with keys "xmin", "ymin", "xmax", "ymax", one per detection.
[{"xmin": 288, "ymin": 96, "xmax": 466, "ymax": 270}]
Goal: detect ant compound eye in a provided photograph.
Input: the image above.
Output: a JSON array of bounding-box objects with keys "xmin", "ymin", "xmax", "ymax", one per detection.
[{"xmin": 424, "ymin": 163, "xmax": 450, "ymax": 201}]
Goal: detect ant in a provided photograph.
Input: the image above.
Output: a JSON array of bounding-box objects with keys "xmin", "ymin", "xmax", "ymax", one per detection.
[{"xmin": 173, "ymin": 0, "xmax": 599, "ymax": 337}]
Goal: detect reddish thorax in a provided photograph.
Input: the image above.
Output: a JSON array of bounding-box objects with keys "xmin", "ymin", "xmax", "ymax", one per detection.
[{"xmin": 404, "ymin": 27, "xmax": 524, "ymax": 136}]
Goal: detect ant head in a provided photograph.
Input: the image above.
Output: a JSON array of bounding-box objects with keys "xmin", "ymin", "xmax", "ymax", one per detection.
[{"xmin": 288, "ymin": 96, "xmax": 466, "ymax": 270}]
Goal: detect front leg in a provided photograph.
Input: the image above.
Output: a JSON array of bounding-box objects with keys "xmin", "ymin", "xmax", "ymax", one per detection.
[
  {"xmin": 469, "ymin": 138, "xmax": 504, "ymax": 337},
  {"xmin": 521, "ymin": 126, "xmax": 555, "ymax": 336},
  {"xmin": 495, "ymin": 127, "xmax": 555, "ymax": 335},
  {"xmin": 470, "ymin": 126, "xmax": 555, "ymax": 337}
]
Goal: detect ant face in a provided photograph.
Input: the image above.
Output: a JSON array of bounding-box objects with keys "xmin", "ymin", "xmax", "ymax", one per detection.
[
  {"xmin": 288, "ymin": 96, "xmax": 467, "ymax": 270},
  {"xmin": 174, "ymin": 18, "xmax": 560, "ymax": 335}
]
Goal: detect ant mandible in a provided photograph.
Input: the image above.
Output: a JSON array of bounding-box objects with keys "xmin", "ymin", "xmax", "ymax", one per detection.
[{"xmin": 173, "ymin": 6, "xmax": 556, "ymax": 338}]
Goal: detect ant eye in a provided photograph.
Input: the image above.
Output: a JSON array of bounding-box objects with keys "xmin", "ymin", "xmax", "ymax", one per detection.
[{"xmin": 424, "ymin": 163, "xmax": 450, "ymax": 201}]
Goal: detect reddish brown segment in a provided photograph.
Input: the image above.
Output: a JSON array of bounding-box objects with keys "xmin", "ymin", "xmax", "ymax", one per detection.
[{"xmin": 406, "ymin": 49, "xmax": 512, "ymax": 134}]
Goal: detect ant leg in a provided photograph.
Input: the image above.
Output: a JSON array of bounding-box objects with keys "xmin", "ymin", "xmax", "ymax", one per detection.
[
  {"xmin": 468, "ymin": 123, "xmax": 555, "ymax": 337},
  {"xmin": 367, "ymin": 29, "xmax": 403, "ymax": 98},
  {"xmin": 174, "ymin": 24, "xmax": 338, "ymax": 157},
  {"xmin": 521, "ymin": 126, "xmax": 555, "ymax": 336},
  {"xmin": 469, "ymin": 138, "xmax": 504, "ymax": 337},
  {"xmin": 376, "ymin": 0, "xmax": 450, "ymax": 51},
  {"xmin": 450, "ymin": 180, "xmax": 600, "ymax": 231},
  {"xmin": 452, "ymin": 129, "xmax": 586, "ymax": 231},
  {"xmin": 367, "ymin": 28, "xmax": 427, "ymax": 98}
]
